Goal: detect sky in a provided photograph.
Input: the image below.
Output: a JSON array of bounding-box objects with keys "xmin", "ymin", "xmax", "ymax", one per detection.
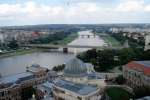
[{"xmin": 0, "ymin": 0, "xmax": 150, "ymax": 26}]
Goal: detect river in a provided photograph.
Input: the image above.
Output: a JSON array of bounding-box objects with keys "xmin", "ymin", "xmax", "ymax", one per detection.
[
  {"xmin": 0, "ymin": 31, "xmax": 106, "ymax": 76},
  {"xmin": 68, "ymin": 30, "xmax": 107, "ymax": 52}
]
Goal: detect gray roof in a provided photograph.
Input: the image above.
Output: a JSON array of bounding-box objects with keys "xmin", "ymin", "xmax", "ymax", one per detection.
[
  {"xmin": 63, "ymin": 57, "xmax": 87, "ymax": 77},
  {"xmin": 0, "ymin": 72, "xmax": 34, "ymax": 85},
  {"xmin": 136, "ymin": 96, "xmax": 150, "ymax": 100},
  {"xmin": 87, "ymin": 73, "xmax": 104, "ymax": 79},
  {"xmin": 36, "ymin": 81, "xmax": 53, "ymax": 92},
  {"xmin": 36, "ymin": 82, "xmax": 53, "ymax": 100},
  {"xmin": 54, "ymin": 79, "xmax": 98, "ymax": 95},
  {"xmin": 135, "ymin": 61, "xmax": 150, "ymax": 68},
  {"xmin": 27, "ymin": 64, "xmax": 47, "ymax": 73}
]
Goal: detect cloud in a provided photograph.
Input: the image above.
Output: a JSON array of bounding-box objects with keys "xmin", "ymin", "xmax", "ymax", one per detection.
[
  {"xmin": 0, "ymin": 0, "xmax": 149, "ymax": 25},
  {"xmin": 0, "ymin": 4, "xmax": 22, "ymax": 17},
  {"xmin": 145, "ymin": 5, "xmax": 150, "ymax": 12},
  {"xmin": 116, "ymin": 0, "xmax": 144, "ymax": 12}
]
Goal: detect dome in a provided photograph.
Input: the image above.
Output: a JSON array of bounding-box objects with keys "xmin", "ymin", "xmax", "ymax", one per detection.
[{"xmin": 63, "ymin": 58, "xmax": 87, "ymax": 77}]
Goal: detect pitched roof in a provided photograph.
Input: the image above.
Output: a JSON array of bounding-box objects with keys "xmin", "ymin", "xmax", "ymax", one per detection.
[
  {"xmin": 63, "ymin": 57, "xmax": 87, "ymax": 77},
  {"xmin": 125, "ymin": 61, "xmax": 150, "ymax": 76},
  {"xmin": 0, "ymin": 72, "xmax": 34, "ymax": 85}
]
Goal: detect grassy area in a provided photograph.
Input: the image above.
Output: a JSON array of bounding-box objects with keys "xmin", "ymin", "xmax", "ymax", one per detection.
[
  {"xmin": 0, "ymin": 32, "xmax": 78, "ymax": 58},
  {"xmin": 52, "ymin": 32, "xmax": 78, "ymax": 45},
  {"xmin": 98, "ymin": 33, "xmax": 121, "ymax": 46},
  {"xmin": 0, "ymin": 49, "xmax": 39, "ymax": 58},
  {"xmin": 106, "ymin": 87, "xmax": 131, "ymax": 100}
]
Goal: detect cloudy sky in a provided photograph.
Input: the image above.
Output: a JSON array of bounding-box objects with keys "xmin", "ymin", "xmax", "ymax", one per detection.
[{"xmin": 0, "ymin": 0, "xmax": 150, "ymax": 26}]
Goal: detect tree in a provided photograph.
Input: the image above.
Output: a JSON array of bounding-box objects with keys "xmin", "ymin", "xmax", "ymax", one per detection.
[
  {"xmin": 118, "ymin": 48, "xmax": 136, "ymax": 65},
  {"xmin": 21, "ymin": 86, "xmax": 35, "ymax": 100},
  {"xmin": 7, "ymin": 38, "xmax": 19, "ymax": 49},
  {"xmin": 134, "ymin": 86, "xmax": 150, "ymax": 98},
  {"xmin": 115, "ymin": 75, "xmax": 126, "ymax": 85},
  {"xmin": 77, "ymin": 48, "xmax": 150, "ymax": 72},
  {"xmin": 52, "ymin": 64, "xmax": 65, "ymax": 72}
]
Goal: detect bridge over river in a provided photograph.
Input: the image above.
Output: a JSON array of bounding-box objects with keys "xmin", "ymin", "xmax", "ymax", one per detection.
[{"xmin": 22, "ymin": 44, "xmax": 127, "ymax": 53}]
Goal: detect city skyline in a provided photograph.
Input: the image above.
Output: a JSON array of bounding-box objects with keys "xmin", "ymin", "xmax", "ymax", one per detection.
[{"xmin": 0, "ymin": 0, "xmax": 150, "ymax": 26}]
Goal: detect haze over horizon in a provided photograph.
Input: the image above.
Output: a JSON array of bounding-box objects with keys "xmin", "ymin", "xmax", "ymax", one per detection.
[{"xmin": 0, "ymin": 0, "xmax": 150, "ymax": 26}]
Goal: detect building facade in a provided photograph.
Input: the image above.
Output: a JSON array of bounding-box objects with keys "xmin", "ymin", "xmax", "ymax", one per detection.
[
  {"xmin": 53, "ymin": 57, "xmax": 105, "ymax": 100},
  {"xmin": 53, "ymin": 79, "xmax": 102, "ymax": 100},
  {"xmin": 123, "ymin": 61, "xmax": 150, "ymax": 88},
  {"xmin": 0, "ymin": 64, "xmax": 48, "ymax": 100}
]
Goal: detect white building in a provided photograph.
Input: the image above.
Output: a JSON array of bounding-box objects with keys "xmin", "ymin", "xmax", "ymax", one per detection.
[
  {"xmin": 144, "ymin": 35, "xmax": 150, "ymax": 51},
  {"xmin": 52, "ymin": 57, "xmax": 105, "ymax": 100},
  {"xmin": 123, "ymin": 61, "xmax": 150, "ymax": 88}
]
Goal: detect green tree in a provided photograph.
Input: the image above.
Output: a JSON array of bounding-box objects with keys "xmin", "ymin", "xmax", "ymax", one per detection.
[
  {"xmin": 52, "ymin": 64, "xmax": 65, "ymax": 72},
  {"xmin": 118, "ymin": 48, "xmax": 136, "ymax": 65},
  {"xmin": 134, "ymin": 86, "xmax": 150, "ymax": 98},
  {"xmin": 7, "ymin": 39, "xmax": 19, "ymax": 49},
  {"xmin": 115, "ymin": 75, "xmax": 126, "ymax": 85},
  {"xmin": 21, "ymin": 86, "xmax": 35, "ymax": 100}
]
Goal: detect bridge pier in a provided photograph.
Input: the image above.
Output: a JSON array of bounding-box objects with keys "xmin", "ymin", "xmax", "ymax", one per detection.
[
  {"xmin": 63, "ymin": 48, "xmax": 68, "ymax": 53},
  {"xmin": 80, "ymin": 35, "xmax": 96, "ymax": 38}
]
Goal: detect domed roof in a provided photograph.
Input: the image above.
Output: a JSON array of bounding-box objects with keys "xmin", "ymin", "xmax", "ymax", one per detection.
[{"xmin": 63, "ymin": 57, "xmax": 87, "ymax": 77}]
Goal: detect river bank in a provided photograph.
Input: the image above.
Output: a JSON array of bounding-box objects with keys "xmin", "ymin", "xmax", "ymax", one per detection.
[
  {"xmin": 53, "ymin": 32, "xmax": 78, "ymax": 45},
  {"xmin": 0, "ymin": 30, "xmax": 107, "ymax": 76},
  {"xmin": 0, "ymin": 32, "xmax": 78, "ymax": 58},
  {"xmin": 0, "ymin": 49, "xmax": 40, "ymax": 58}
]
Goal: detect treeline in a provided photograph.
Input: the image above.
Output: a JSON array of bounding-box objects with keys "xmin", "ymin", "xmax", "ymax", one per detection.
[
  {"xmin": 30, "ymin": 31, "xmax": 73, "ymax": 44},
  {"xmin": 0, "ymin": 38, "xmax": 19, "ymax": 50},
  {"xmin": 0, "ymin": 31, "xmax": 71, "ymax": 50},
  {"xmin": 111, "ymin": 33, "xmax": 145, "ymax": 48},
  {"xmin": 77, "ymin": 48, "xmax": 150, "ymax": 72},
  {"xmin": 0, "ymin": 27, "xmax": 79, "ymax": 50},
  {"xmin": 52, "ymin": 64, "xmax": 65, "ymax": 72}
]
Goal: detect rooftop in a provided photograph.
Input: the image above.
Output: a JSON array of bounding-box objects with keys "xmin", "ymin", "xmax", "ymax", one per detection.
[
  {"xmin": 54, "ymin": 79, "xmax": 98, "ymax": 95},
  {"xmin": 63, "ymin": 57, "xmax": 87, "ymax": 77},
  {"xmin": 87, "ymin": 73, "xmax": 104, "ymax": 79},
  {"xmin": 27, "ymin": 64, "xmax": 47, "ymax": 73},
  {"xmin": 36, "ymin": 81, "xmax": 53, "ymax": 92},
  {"xmin": 135, "ymin": 61, "xmax": 150, "ymax": 68},
  {"xmin": 125, "ymin": 61, "xmax": 150, "ymax": 76},
  {"xmin": 36, "ymin": 81, "xmax": 53, "ymax": 100},
  {"xmin": 0, "ymin": 72, "xmax": 34, "ymax": 85},
  {"xmin": 136, "ymin": 96, "xmax": 150, "ymax": 100}
]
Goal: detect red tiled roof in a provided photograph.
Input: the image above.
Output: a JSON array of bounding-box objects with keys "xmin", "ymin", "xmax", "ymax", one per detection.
[
  {"xmin": 144, "ymin": 67, "xmax": 150, "ymax": 76},
  {"xmin": 125, "ymin": 61, "xmax": 150, "ymax": 76},
  {"xmin": 32, "ymin": 31, "xmax": 40, "ymax": 37}
]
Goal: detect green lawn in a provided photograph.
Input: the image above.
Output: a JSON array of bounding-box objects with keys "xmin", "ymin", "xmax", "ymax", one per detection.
[
  {"xmin": 106, "ymin": 87, "xmax": 131, "ymax": 100},
  {"xmin": 52, "ymin": 32, "xmax": 78, "ymax": 45},
  {"xmin": 98, "ymin": 33, "xmax": 121, "ymax": 46}
]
